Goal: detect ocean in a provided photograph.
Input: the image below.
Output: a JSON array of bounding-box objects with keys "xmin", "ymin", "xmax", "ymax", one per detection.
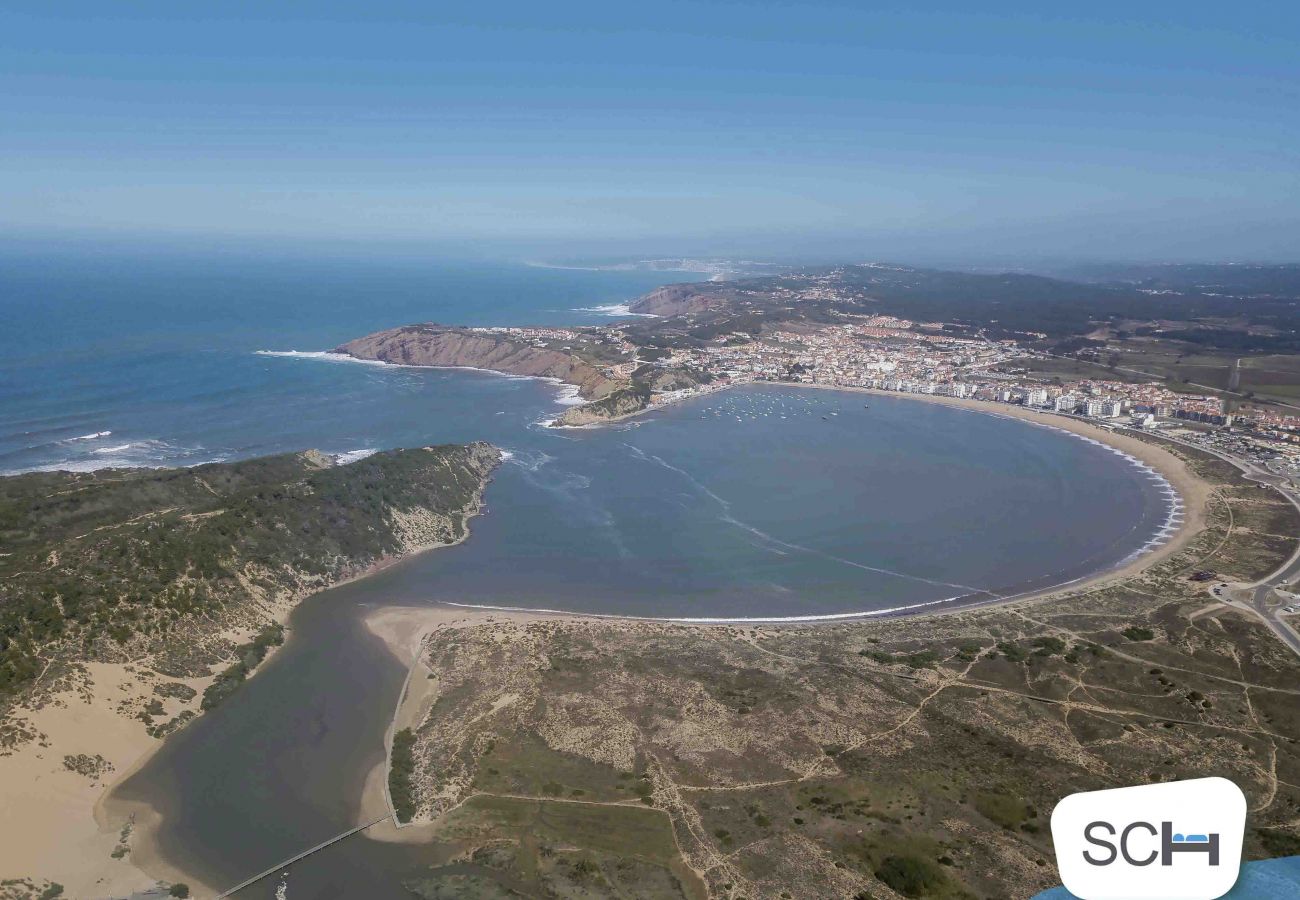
[{"xmin": 0, "ymin": 246, "xmax": 673, "ymax": 474}]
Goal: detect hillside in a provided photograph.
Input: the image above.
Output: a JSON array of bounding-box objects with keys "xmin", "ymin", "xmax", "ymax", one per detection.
[
  {"xmin": 338, "ymin": 324, "xmax": 625, "ymax": 399},
  {"xmin": 624, "ymin": 263, "xmax": 1300, "ymax": 351},
  {"xmin": 0, "ymin": 443, "xmax": 500, "ymax": 717}
]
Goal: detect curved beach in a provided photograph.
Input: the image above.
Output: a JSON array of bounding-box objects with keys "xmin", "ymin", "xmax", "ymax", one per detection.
[{"xmin": 94, "ymin": 384, "xmax": 1206, "ymax": 896}]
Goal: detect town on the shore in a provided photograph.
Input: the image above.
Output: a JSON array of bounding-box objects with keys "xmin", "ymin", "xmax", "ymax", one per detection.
[{"xmin": 477, "ymin": 317, "xmax": 1300, "ymax": 481}]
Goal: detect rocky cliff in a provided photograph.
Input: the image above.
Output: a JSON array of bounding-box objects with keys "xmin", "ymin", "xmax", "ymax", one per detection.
[
  {"xmin": 554, "ymin": 384, "xmax": 652, "ymax": 426},
  {"xmin": 627, "ymin": 282, "xmax": 729, "ymax": 317},
  {"xmin": 338, "ymin": 324, "xmax": 619, "ymax": 399}
]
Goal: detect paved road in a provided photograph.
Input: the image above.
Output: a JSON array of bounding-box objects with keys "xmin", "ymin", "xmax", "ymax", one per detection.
[
  {"xmin": 1251, "ymin": 584, "xmax": 1300, "ymax": 658},
  {"xmin": 1144, "ymin": 428, "xmax": 1300, "ymax": 660}
]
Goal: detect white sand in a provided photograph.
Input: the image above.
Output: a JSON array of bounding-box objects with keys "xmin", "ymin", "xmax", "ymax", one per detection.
[{"xmin": 0, "ymin": 662, "xmax": 211, "ymax": 896}]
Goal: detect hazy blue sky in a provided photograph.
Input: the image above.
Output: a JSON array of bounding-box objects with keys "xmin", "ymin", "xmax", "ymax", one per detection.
[{"xmin": 2, "ymin": 2, "xmax": 1297, "ymax": 261}]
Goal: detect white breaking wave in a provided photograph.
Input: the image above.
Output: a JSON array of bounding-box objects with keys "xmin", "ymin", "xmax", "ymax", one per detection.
[
  {"xmin": 258, "ymin": 350, "xmax": 585, "ymax": 410},
  {"xmin": 334, "ymin": 449, "xmax": 378, "ymax": 465},
  {"xmin": 256, "ymin": 349, "xmax": 392, "ymax": 367},
  {"xmin": 66, "ymin": 430, "xmax": 111, "ymax": 442},
  {"xmin": 572, "ymin": 304, "xmax": 659, "ymax": 318},
  {"xmin": 553, "ymin": 384, "xmax": 585, "ymax": 406},
  {"xmin": 503, "ymin": 449, "xmax": 555, "ymax": 472},
  {"xmin": 9, "ymin": 437, "xmax": 228, "ymax": 476}
]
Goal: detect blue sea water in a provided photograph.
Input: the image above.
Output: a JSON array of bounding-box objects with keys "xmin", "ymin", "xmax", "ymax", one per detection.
[{"xmin": 0, "ymin": 245, "xmax": 671, "ymax": 473}]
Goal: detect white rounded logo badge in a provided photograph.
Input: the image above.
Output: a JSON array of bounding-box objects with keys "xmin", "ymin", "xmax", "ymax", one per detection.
[{"xmin": 1051, "ymin": 778, "xmax": 1247, "ymax": 900}]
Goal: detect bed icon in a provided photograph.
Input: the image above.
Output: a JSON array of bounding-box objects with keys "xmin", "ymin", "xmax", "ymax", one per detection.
[{"xmin": 1164, "ymin": 823, "xmax": 1219, "ymax": 865}]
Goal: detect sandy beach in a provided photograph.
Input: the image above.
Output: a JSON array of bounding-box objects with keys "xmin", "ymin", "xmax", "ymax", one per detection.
[
  {"xmin": 0, "ymin": 487, "xmax": 496, "ymax": 898},
  {"xmin": 0, "ymin": 662, "xmax": 206, "ymax": 898}
]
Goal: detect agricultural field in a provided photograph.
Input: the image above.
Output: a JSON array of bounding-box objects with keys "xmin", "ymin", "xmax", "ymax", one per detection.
[{"xmin": 1009, "ymin": 341, "xmax": 1300, "ymax": 410}]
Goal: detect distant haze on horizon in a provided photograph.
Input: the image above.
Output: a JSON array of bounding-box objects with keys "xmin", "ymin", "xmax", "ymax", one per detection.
[{"xmin": 2, "ymin": 1, "xmax": 1297, "ymax": 262}]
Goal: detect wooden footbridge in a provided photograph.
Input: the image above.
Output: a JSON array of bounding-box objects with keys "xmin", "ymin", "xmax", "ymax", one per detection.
[{"xmin": 214, "ymin": 814, "xmax": 390, "ymax": 897}]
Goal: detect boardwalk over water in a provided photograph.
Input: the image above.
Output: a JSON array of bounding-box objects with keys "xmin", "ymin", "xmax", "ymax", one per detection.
[{"xmin": 215, "ymin": 815, "xmax": 390, "ymax": 897}]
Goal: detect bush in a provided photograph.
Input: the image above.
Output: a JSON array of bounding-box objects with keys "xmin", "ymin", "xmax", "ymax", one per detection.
[
  {"xmin": 1122, "ymin": 626, "xmax": 1156, "ymax": 641},
  {"xmin": 875, "ymin": 855, "xmax": 945, "ymax": 897},
  {"xmin": 1258, "ymin": 827, "xmax": 1300, "ymax": 857},
  {"xmin": 1032, "ymin": 636, "xmax": 1066, "ymax": 656},
  {"xmin": 389, "ymin": 727, "xmax": 417, "ymax": 822},
  {"xmin": 996, "ymin": 641, "xmax": 1028, "ymax": 663},
  {"xmin": 169, "ymin": 885, "xmax": 190, "ymax": 898},
  {"xmin": 903, "ymin": 650, "xmax": 938, "ymax": 669},
  {"xmin": 973, "ymin": 791, "xmax": 1029, "ymax": 829}
]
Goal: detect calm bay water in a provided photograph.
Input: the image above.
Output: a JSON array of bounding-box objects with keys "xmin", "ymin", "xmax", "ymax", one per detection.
[{"xmin": 2, "ymin": 247, "xmax": 1173, "ymax": 896}]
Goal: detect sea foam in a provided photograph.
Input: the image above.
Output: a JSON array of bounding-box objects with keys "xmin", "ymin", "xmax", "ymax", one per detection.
[
  {"xmin": 334, "ymin": 449, "xmax": 379, "ymax": 465},
  {"xmin": 256, "ymin": 350, "xmax": 393, "ymax": 367},
  {"xmin": 571, "ymin": 304, "xmax": 659, "ymax": 318}
]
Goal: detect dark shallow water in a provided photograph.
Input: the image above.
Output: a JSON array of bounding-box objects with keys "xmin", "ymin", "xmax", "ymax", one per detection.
[{"xmin": 111, "ymin": 385, "xmax": 1175, "ymax": 898}]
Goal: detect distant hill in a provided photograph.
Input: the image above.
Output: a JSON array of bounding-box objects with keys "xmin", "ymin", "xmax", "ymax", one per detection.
[
  {"xmin": 624, "ymin": 262, "xmax": 1300, "ymax": 351},
  {"xmin": 1055, "ymin": 262, "xmax": 1300, "ymax": 298}
]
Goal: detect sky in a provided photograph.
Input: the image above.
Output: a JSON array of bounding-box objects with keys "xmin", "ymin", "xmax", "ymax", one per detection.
[{"xmin": 2, "ymin": 1, "xmax": 1297, "ymax": 262}]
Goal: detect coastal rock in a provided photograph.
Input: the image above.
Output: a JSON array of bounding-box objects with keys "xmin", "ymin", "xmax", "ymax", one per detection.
[
  {"xmin": 554, "ymin": 384, "xmax": 651, "ymax": 426},
  {"xmin": 627, "ymin": 282, "xmax": 728, "ymax": 317},
  {"xmin": 338, "ymin": 324, "xmax": 619, "ymax": 399}
]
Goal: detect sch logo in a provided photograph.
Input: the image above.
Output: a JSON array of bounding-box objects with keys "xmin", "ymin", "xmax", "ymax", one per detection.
[
  {"xmin": 1083, "ymin": 821, "xmax": 1219, "ymax": 867},
  {"xmin": 1051, "ymin": 778, "xmax": 1246, "ymax": 899}
]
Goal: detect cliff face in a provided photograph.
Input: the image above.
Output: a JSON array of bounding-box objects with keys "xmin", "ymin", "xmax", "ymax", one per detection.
[
  {"xmin": 338, "ymin": 325, "xmax": 619, "ymax": 399},
  {"xmin": 628, "ymin": 282, "xmax": 728, "ymax": 317},
  {"xmin": 554, "ymin": 384, "xmax": 652, "ymax": 426}
]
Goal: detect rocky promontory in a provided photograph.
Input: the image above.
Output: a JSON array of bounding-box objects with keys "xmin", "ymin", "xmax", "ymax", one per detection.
[
  {"xmin": 553, "ymin": 383, "xmax": 652, "ymax": 426},
  {"xmin": 337, "ymin": 324, "xmax": 621, "ymax": 399},
  {"xmin": 627, "ymin": 282, "xmax": 729, "ymax": 317},
  {"xmin": 0, "ymin": 441, "xmax": 501, "ymax": 721}
]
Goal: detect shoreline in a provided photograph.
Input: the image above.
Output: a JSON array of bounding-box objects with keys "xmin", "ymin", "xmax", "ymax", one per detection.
[
  {"xmin": 99, "ymin": 487, "xmax": 497, "ymax": 898},
  {"xmin": 0, "ymin": 471, "xmax": 498, "ymax": 898},
  {"xmin": 770, "ymin": 383, "xmax": 1206, "ymax": 613},
  {"xmin": 14, "ymin": 384, "xmax": 1210, "ymax": 895},
  {"xmin": 553, "ymin": 379, "xmax": 1206, "ymax": 621}
]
